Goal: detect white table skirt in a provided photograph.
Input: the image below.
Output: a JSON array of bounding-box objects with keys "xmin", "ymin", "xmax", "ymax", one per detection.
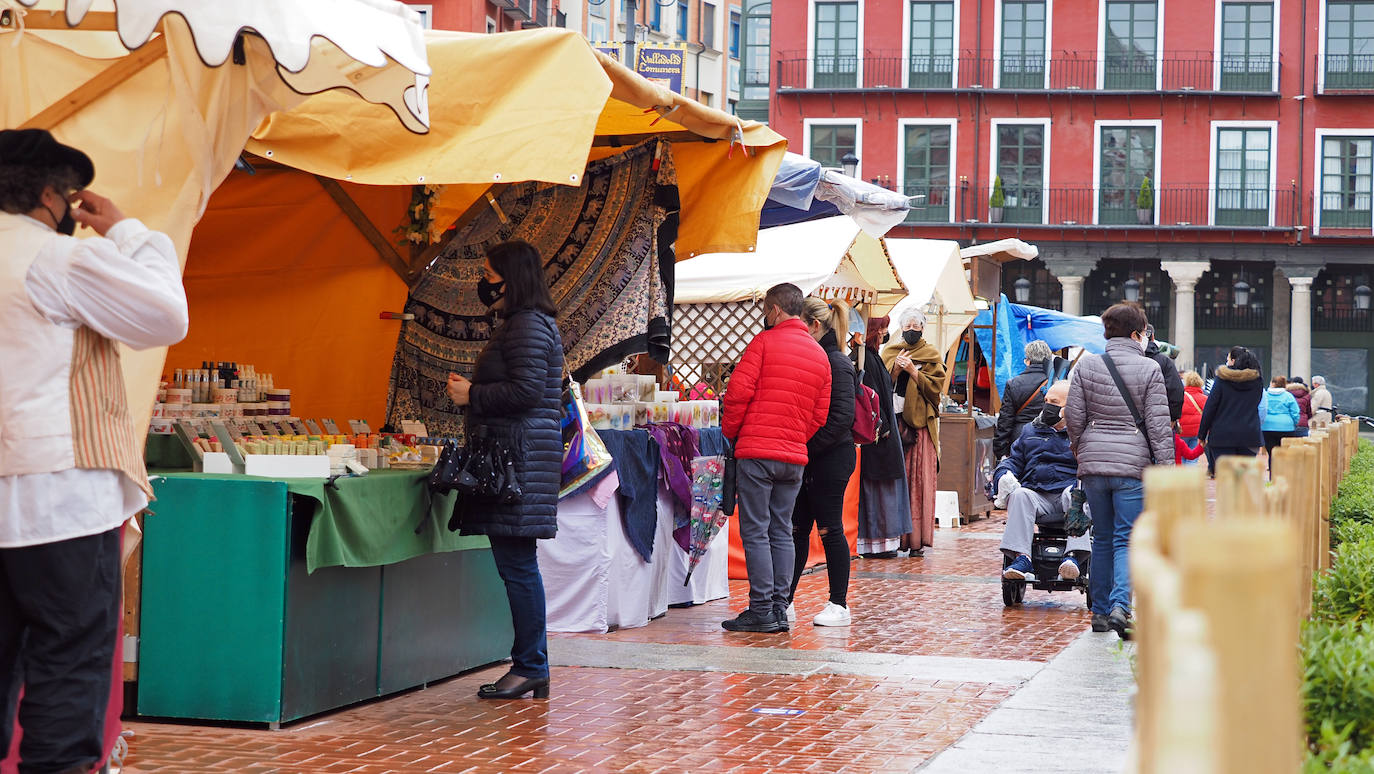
[{"xmin": 541, "ymin": 482, "xmax": 730, "ymax": 633}]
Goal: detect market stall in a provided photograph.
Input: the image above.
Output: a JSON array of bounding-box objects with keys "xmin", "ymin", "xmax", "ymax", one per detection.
[{"xmin": 122, "ymin": 28, "xmax": 784, "ymax": 723}]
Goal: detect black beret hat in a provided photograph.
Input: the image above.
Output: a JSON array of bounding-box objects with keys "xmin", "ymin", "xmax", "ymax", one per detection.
[{"xmin": 0, "ymin": 128, "xmax": 95, "ymax": 188}]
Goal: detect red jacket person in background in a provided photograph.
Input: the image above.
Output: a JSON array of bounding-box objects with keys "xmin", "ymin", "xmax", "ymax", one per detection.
[{"xmin": 720, "ymin": 283, "xmax": 831, "ymax": 633}]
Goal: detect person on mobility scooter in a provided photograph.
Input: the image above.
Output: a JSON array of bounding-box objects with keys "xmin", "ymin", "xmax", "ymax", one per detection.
[{"xmin": 990, "ymin": 381, "xmax": 1093, "ymax": 607}]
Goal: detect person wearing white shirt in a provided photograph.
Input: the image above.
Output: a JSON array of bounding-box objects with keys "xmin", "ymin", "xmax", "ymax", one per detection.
[{"xmin": 0, "ymin": 128, "xmax": 187, "ymax": 774}]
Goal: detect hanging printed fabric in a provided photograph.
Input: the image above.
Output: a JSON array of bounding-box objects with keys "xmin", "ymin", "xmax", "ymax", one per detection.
[{"xmin": 386, "ymin": 139, "xmax": 677, "ymax": 437}]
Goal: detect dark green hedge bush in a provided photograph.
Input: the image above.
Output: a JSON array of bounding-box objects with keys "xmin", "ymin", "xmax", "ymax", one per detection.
[{"xmin": 1304, "ymin": 620, "xmax": 1374, "ymax": 755}]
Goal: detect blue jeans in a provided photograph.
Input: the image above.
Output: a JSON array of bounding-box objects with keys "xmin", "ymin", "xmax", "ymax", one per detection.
[
  {"xmin": 487, "ymin": 535, "xmax": 549, "ymax": 678},
  {"xmin": 1083, "ymin": 475, "xmax": 1145, "ymax": 616}
]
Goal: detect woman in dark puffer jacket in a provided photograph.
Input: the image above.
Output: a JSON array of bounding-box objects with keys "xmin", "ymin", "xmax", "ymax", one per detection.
[
  {"xmin": 786, "ymin": 298, "xmax": 858, "ymax": 628},
  {"xmin": 446, "ymin": 240, "xmax": 564, "ymax": 700},
  {"xmin": 1197, "ymin": 346, "xmax": 1265, "ymax": 476}
]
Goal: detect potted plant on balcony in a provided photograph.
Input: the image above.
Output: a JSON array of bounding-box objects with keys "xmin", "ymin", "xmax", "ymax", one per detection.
[
  {"xmin": 1136, "ymin": 177, "xmax": 1154, "ymax": 225},
  {"xmin": 989, "ymin": 176, "xmax": 1005, "ymax": 223}
]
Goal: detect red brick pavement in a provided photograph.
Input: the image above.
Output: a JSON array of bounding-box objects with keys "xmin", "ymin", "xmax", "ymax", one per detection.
[{"xmin": 121, "ymin": 512, "xmax": 1088, "ymax": 774}]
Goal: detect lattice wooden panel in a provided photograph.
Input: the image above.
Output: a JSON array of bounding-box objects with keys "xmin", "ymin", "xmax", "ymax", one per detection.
[{"xmin": 670, "ymin": 302, "xmax": 764, "ymax": 398}]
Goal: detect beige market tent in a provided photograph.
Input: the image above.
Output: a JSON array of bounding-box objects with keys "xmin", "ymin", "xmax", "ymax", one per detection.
[
  {"xmin": 885, "ymin": 239, "xmax": 981, "ymax": 358},
  {"xmin": 161, "ymin": 29, "xmax": 786, "ymax": 423},
  {"xmin": 674, "ymin": 216, "xmax": 906, "ymax": 313},
  {"xmin": 3, "ymin": 0, "xmax": 433, "ymax": 417},
  {"xmin": 6, "ymin": 9, "xmax": 785, "ymax": 421}
]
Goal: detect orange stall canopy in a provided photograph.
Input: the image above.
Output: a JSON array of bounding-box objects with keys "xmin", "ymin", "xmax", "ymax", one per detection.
[{"xmin": 166, "ymin": 168, "xmax": 411, "ymax": 423}]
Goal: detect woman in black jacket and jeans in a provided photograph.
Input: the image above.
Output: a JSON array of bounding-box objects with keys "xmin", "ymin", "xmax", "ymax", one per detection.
[
  {"xmin": 446, "ymin": 240, "xmax": 564, "ymax": 700},
  {"xmin": 1197, "ymin": 346, "xmax": 1265, "ymax": 477},
  {"xmin": 787, "ymin": 298, "xmax": 858, "ymax": 627}
]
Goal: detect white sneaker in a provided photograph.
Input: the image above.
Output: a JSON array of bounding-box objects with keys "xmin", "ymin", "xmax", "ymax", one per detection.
[
  {"xmin": 813, "ymin": 602, "xmax": 851, "ymax": 627},
  {"xmin": 785, "ymin": 603, "xmax": 796, "ymax": 622},
  {"xmin": 1058, "ymin": 557, "xmax": 1081, "ymax": 581}
]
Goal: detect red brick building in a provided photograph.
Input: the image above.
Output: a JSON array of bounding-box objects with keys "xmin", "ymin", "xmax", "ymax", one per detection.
[{"xmin": 749, "ymin": 0, "xmax": 1374, "ymax": 414}]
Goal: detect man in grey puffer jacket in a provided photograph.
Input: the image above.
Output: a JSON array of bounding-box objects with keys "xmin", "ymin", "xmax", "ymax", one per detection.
[{"xmin": 1066, "ymin": 303, "xmax": 1173, "ymax": 640}]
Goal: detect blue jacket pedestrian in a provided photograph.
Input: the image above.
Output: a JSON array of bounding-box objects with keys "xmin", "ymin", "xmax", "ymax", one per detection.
[{"xmin": 1261, "ymin": 384, "xmax": 1301, "ymax": 432}]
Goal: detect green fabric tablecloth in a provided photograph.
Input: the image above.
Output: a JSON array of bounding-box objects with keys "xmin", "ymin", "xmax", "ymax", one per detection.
[{"xmin": 154, "ymin": 470, "xmax": 488, "ymax": 573}]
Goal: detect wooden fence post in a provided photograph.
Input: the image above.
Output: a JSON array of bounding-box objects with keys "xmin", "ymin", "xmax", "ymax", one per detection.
[
  {"xmin": 1214, "ymin": 455, "xmax": 1267, "ymax": 519},
  {"xmin": 1271, "ymin": 445, "xmax": 1319, "ymax": 617},
  {"xmin": 1143, "ymin": 465, "xmax": 1206, "ymax": 558},
  {"xmin": 1175, "ymin": 517, "xmax": 1302, "ymax": 774}
]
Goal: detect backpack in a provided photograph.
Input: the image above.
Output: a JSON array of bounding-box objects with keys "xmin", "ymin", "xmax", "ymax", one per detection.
[{"xmin": 852, "ymin": 348, "xmax": 882, "ymax": 445}]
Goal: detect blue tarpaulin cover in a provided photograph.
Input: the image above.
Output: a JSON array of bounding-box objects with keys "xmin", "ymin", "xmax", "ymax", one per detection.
[{"xmin": 974, "ymin": 296, "xmax": 1106, "ymax": 398}]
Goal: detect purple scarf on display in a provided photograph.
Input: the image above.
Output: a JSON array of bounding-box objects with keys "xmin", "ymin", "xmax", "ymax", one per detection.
[{"xmin": 644, "ymin": 422, "xmax": 701, "ymax": 551}]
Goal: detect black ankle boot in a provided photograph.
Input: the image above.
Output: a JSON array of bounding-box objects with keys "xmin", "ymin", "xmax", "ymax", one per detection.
[{"xmin": 478, "ymin": 673, "xmax": 550, "ymax": 699}]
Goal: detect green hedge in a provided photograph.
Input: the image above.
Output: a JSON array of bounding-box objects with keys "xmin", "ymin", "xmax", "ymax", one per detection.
[
  {"xmin": 1331, "ymin": 441, "xmax": 1374, "ymax": 540},
  {"xmin": 1307, "ymin": 441, "xmax": 1374, "ymax": 768}
]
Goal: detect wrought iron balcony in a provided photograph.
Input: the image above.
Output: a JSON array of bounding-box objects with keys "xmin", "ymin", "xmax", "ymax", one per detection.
[
  {"xmin": 1196, "ymin": 303, "xmax": 1273, "ymax": 330},
  {"xmin": 777, "ymin": 50, "xmax": 1280, "ymax": 94},
  {"xmin": 904, "ymin": 184, "xmax": 1300, "ymax": 228},
  {"xmin": 1319, "ymin": 54, "xmax": 1374, "ymax": 92},
  {"xmin": 1313, "ymin": 306, "xmax": 1374, "ymax": 332}
]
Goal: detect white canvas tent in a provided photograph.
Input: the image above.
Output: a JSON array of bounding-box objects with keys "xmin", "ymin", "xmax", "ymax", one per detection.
[
  {"xmin": 675, "ymin": 216, "xmax": 907, "ymax": 314},
  {"xmin": 884, "ymin": 239, "xmax": 981, "ymax": 357}
]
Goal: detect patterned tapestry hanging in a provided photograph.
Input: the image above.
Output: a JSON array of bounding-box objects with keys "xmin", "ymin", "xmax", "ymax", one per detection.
[{"xmin": 386, "ymin": 139, "xmax": 677, "ymax": 436}]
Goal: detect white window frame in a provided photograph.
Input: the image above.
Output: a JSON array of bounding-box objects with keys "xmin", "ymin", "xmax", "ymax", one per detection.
[
  {"xmin": 1096, "ymin": 0, "xmax": 1165, "ymax": 90},
  {"xmin": 803, "ymin": 117, "xmax": 864, "ymax": 178},
  {"xmin": 901, "ymin": 0, "xmax": 962, "ymax": 89},
  {"xmin": 486, "ymin": 16, "xmax": 498, "ymax": 34},
  {"xmin": 1312, "ymin": 127, "xmax": 1374, "ymax": 235},
  {"xmin": 1212, "ymin": 0, "xmax": 1280, "ymax": 92},
  {"xmin": 807, "ymin": 0, "xmax": 866, "ymax": 89},
  {"xmin": 989, "ymin": 117, "xmax": 1052, "ymax": 225},
  {"xmin": 589, "ymin": 18, "xmax": 610, "ymax": 42},
  {"xmin": 897, "ymin": 118, "xmax": 959, "ymax": 224},
  {"xmin": 703, "ymin": 1, "xmax": 719, "ymax": 50},
  {"xmin": 1207, "ymin": 120, "xmax": 1279, "ymax": 227},
  {"xmin": 993, "ymin": 0, "xmax": 1055, "ymax": 89},
  {"xmin": 1091, "ymin": 119, "xmax": 1161, "ymax": 225},
  {"xmin": 410, "ymin": 3, "xmax": 434, "ymax": 29}
]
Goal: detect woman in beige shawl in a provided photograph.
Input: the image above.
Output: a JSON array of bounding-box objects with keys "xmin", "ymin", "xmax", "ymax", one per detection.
[{"xmin": 881, "ymin": 308, "xmax": 949, "ymax": 555}]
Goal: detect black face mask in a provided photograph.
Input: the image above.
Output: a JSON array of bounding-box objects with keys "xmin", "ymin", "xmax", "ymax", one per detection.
[
  {"xmin": 1039, "ymin": 404, "xmax": 1063, "ymax": 426},
  {"xmin": 476, "ymin": 278, "xmax": 505, "ymax": 308},
  {"xmin": 46, "ymin": 200, "xmax": 76, "ymax": 236},
  {"xmin": 902, "ymin": 329, "xmax": 923, "ymax": 346}
]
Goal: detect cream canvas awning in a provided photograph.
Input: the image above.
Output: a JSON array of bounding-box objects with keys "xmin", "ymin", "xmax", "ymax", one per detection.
[
  {"xmin": 674, "ymin": 216, "xmax": 907, "ymax": 314},
  {"xmin": 249, "ymin": 28, "xmax": 787, "ymax": 260},
  {"xmin": 885, "ymin": 238, "xmax": 979, "ymax": 357}
]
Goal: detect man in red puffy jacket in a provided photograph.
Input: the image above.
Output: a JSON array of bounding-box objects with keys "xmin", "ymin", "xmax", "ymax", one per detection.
[{"xmin": 721, "ymin": 283, "xmax": 832, "ymax": 633}]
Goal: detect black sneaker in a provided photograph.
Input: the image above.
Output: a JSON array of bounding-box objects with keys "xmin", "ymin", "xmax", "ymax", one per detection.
[
  {"xmin": 1108, "ymin": 606, "xmax": 1133, "ymax": 641},
  {"xmin": 1091, "ymin": 613, "xmax": 1110, "ymax": 633},
  {"xmin": 722, "ymin": 609, "xmax": 783, "ymax": 633},
  {"xmin": 773, "ymin": 607, "xmax": 791, "ymax": 633}
]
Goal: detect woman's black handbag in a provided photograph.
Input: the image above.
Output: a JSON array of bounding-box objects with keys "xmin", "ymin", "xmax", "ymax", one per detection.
[
  {"xmin": 458, "ymin": 426, "xmax": 524, "ymax": 504},
  {"xmin": 428, "ymin": 440, "xmax": 474, "ymax": 495}
]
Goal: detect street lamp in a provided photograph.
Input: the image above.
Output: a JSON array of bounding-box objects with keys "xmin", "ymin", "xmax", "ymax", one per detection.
[
  {"xmin": 1356, "ymin": 283, "xmax": 1372, "ymax": 311},
  {"xmin": 841, "ymin": 152, "xmax": 860, "ymax": 178},
  {"xmin": 1233, "ymin": 279, "xmax": 1251, "ymax": 308},
  {"xmin": 1122, "ymin": 277, "xmax": 1141, "ymax": 303},
  {"xmin": 1013, "ymin": 276, "xmax": 1032, "ymax": 303}
]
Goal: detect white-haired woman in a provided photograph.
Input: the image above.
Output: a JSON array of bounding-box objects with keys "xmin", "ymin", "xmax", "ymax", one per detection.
[
  {"xmin": 881, "ymin": 308, "xmax": 948, "ymax": 556},
  {"xmin": 993, "ymin": 340, "xmax": 1054, "ymax": 460}
]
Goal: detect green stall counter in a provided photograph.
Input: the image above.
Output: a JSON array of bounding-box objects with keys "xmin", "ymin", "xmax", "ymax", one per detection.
[{"xmin": 137, "ymin": 471, "xmax": 513, "ymax": 725}]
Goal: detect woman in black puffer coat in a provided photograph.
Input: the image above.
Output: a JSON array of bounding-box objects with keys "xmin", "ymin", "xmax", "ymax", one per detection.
[
  {"xmin": 446, "ymin": 240, "xmax": 563, "ymax": 700},
  {"xmin": 786, "ymin": 298, "xmax": 858, "ymax": 628}
]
